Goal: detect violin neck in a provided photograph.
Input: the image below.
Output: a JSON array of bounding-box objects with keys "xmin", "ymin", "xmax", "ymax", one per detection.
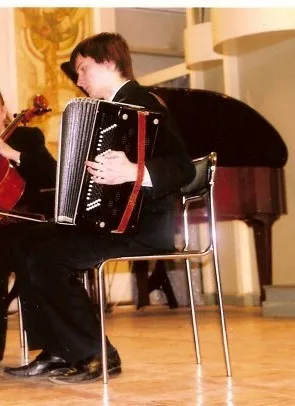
[{"xmin": 1, "ymin": 113, "xmax": 24, "ymax": 141}]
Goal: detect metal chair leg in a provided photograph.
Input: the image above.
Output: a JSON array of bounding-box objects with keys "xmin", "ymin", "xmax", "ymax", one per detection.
[
  {"xmin": 212, "ymin": 253, "xmax": 232, "ymax": 377},
  {"xmin": 93, "ymin": 267, "xmax": 100, "ymax": 306},
  {"xmin": 98, "ymin": 263, "xmax": 108, "ymax": 384},
  {"xmin": 185, "ymin": 258, "xmax": 201, "ymax": 364},
  {"xmin": 210, "ymin": 185, "xmax": 232, "ymax": 377},
  {"xmin": 17, "ymin": 297, "xmax": 28, "ymax": 364}
]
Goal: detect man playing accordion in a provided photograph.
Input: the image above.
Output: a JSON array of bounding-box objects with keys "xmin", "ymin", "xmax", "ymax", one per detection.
[{"xmin": 4, "ymin": 32, "xmax": 195, "ymax": 384}]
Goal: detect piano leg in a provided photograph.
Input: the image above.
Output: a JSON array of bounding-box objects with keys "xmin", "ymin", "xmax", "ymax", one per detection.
[{"xmin": 250, "ymin": 215, "xmax": 276, "ymax": 302}]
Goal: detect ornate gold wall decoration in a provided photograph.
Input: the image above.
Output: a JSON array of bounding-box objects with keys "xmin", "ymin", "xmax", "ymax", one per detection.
[{"xmin": 15, "ymin": 8, "xmax": 93, "ymax": 157}]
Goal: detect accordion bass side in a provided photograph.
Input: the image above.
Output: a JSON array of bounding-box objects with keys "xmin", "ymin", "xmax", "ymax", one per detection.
[{"xmin": 55, "ymin": 98, "xmax": 163, "ymax": 233}]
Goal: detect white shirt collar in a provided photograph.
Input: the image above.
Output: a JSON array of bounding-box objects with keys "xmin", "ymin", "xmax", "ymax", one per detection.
[{"xmin": 109, "ymin": 80, "xmax": 130, "ymax": 101}]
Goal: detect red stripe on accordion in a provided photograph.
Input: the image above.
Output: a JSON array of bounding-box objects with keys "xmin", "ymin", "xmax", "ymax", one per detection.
[{"xmin": 114, "ymin": 110, "xmax": 147, "ymax": 233}]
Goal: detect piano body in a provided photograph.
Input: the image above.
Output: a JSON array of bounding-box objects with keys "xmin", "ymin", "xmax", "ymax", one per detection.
[
  {"xmin": 61, "ymin": 62, "xmax": 288, "ymax": 301},
  {"xmin": 148, "ymin": 86, "xmax": 288, "ymax": 302}
]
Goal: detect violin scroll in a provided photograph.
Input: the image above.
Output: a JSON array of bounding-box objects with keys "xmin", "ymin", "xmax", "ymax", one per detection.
[
  {"xmin": 2, "ymin": 94, "xmax": 51, "ymax": 142},
  {"xmin": 33, "ymin": 94, "xmax": 49, "ymax": 110},
  {"xmin": 21, "ymin": 94, "xmax": 52, "ymax": 124}
]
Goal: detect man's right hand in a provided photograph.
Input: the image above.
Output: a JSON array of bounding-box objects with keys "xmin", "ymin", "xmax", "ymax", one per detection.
[{"xmin": 0, "ymin": 138, "xmax": 21, "ymax": 164}]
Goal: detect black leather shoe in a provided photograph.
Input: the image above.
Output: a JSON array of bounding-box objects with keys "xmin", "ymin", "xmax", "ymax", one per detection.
[
  {"xmin": 49, "ymin": 350, "xmax": 122, "ymax": 384},
  {"xmin": 3, "ymin": 350, "xmax": 70, "ymax": 377}
]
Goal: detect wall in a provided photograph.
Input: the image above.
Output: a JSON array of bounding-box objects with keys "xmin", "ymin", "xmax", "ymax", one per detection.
[
  {"xmin": 15, "ymin": 8, "xmax": 92, "ymax": 157},
  {"xmin": 0, "ymin": 8, "xmax": 18, "ymax": 113},
  {"xmin": 116, "ymin": 8, "xmax": 185, "ymax": 77},
  {"xmin": 0, "ymin": 7, "xmax": 185, "ymax": 158}
]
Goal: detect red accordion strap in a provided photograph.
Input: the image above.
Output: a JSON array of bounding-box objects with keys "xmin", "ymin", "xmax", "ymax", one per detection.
[{"xmin": 114, "ymin": 110, "xmax": 147, "ymax": 233}]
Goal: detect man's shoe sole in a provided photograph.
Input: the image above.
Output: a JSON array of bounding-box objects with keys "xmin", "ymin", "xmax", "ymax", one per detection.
[
  {"xmin": 3, "ymin": 363, "xmax": 71, "ymax": 379},
  {"xmin": 48, "ymin": 366, "xmax": 122, "ymax": 385}
]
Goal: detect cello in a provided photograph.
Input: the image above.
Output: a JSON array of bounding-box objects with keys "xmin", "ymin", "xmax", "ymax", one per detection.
[{"xmin": 0, "ymin": 95, "xmax": 51, "ymax": 217}]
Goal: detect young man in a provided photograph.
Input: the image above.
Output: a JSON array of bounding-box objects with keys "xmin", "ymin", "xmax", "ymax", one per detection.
[{"xmin": 3, "ymin": 32, "xmax": 195, "ymax": 384}]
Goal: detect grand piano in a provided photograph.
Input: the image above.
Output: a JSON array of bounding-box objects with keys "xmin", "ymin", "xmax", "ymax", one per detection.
[
  {"xmin": 61, "ymin": 62, "xmax": 288, "ymax": 302},
  {"xmin": 148, "ymin": 86, "xmax": 288, "ymax": 302}
]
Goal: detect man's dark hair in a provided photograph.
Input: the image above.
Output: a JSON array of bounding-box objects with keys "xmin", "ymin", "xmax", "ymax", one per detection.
[{"xmin": 70, "ymin": 32, "xmax": 135, "ymax": 80}]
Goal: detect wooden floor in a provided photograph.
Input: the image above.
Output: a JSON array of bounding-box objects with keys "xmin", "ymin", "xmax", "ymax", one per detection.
[{"xmin": 1, "ymin": 305, "xmax": 295, "ymax": 405}]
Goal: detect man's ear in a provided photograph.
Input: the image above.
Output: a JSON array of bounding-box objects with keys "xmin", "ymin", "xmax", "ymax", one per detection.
[{"xmin": 104, "ymin": 60, "xmax": 116, "ymax": 71}]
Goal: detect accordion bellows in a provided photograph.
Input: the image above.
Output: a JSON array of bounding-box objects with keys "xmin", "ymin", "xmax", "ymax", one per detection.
[{"xmin": 55, "ymin": 97, "xmax": 162, "ymax": 233}]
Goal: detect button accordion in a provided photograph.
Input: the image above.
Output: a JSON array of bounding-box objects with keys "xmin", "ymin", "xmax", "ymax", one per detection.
[{"xmin": 55, "ymin": 97, "xmax": 162, "ymax": 233}]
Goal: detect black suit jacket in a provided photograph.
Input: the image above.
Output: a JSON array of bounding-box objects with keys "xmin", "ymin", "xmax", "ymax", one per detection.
[{"xmin": 113, "ymin": 81, "xmax": 195, "ymax": 251}]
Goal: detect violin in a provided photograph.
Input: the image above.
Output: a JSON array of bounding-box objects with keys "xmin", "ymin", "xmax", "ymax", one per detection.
[
  {"xmin": 0, "ymin": 95, "xmax": 51, "ymax": 217},
  {"xmin": 1, "ymin": 95, "xmax": 51, "ymax": 141}
]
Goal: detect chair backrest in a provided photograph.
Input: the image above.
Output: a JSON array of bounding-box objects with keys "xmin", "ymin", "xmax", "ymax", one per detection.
[
  {"xmin": 179, "ymin": 152, "xmax": 217, "ymax": 250},
  {"xmin": 181, "ymin": 152, "xmax": 217, "ymax": 198}
]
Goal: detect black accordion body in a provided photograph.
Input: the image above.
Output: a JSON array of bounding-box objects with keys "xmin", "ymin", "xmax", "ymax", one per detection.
[{"xmin": 55, "ymin": 98, "xmax": 162, "ymax": 233}]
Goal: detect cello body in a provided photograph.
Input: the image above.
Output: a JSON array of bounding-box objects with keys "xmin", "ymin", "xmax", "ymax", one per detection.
[
  {"xmin": 0, "ymin": 95, "xmax": 51, "ymax": 216},
  {"xmin": 0, "ymin": 157, "xmax": 25, "ymax": 211}
]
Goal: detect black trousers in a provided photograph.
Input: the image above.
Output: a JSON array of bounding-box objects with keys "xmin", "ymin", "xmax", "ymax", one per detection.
[
  {"xmin": 0, "ymin": 276, "xmax": 8, "ymax": 361},
  {"xmin": 0, "ymin": 222, "xmax": 35, "ymax": 360},
  {"xmin": 12, "ymin": 222, "xmax": 158, "ymax": 363}
]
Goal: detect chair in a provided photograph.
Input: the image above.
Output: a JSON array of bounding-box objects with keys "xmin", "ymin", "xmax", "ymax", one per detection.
[
  {"xmin": 18, "ymin": 298, "xmax": 28, "ymax": 363},
  {"xmin": 18, "ymin": 152, "xmax": 231, "ymax": 377},
  {"xmin": 97, "ymin": 152, "xmax": 232, "ymax": 384}
]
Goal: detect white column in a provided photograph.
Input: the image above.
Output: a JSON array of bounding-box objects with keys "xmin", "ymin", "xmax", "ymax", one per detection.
[
  {"xmin": 92, "ymin": 8, "xmax": 116, "ymax": 33},
  {"xmin": 233, "ymin": 221, "xmax": 260, "ymax": 297},
  {"xmin": 221, "ymin": 41, "xmax": 258, "ymax": 299},
  {"xmin": 189, "ymin": 71, "xmax": 205, "ymax": 89},
  {"xmin": 0, "ymin": 8, "xmax": 18, "ymax": 112},
  {"xmin": 222, "ymin": 42, "xmax": 241, "ymax": 98}
]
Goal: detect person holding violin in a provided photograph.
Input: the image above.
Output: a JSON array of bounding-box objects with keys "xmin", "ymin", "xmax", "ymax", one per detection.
[{"xmin": 0, "ymin": 90, "xmax": 56, "ymax": 361}]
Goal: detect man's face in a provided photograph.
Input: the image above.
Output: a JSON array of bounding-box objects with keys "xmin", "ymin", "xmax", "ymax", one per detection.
[{"xmin": 75, "ymin": 55, "xmax": 115, "ymax": 99}]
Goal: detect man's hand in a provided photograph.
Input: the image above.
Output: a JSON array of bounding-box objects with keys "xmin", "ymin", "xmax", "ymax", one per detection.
[
  {"xmin": 86, "ymin": 150, "xmax": 137, "ymax": 185},
  {"xmin": 0, "ymin": 138, "xmax": 20, "ymax": 163}
]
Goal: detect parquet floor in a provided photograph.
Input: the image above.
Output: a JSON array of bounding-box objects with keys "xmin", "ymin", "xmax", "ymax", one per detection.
[{"xmin": 1, "ymin": 305, "xmax": 295, "ymax": 405}]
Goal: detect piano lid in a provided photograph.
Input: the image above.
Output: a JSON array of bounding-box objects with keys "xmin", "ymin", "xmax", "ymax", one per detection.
[{"xmin": 61, "ymin": 61, "xmax": 288, "ymax": 168}]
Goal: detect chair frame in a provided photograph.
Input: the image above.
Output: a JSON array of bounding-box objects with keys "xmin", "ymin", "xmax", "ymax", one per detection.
[
  {"xmin": 18, "ymin": 152, "xmax": 231, "ymax": 379},
  {"xmin": 18, "ymin": 298, "xmax": 28, "ymax": 364},
  {"xmin": 97, "ymin": 152, "xmax": 232, "ymax": 384}
]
